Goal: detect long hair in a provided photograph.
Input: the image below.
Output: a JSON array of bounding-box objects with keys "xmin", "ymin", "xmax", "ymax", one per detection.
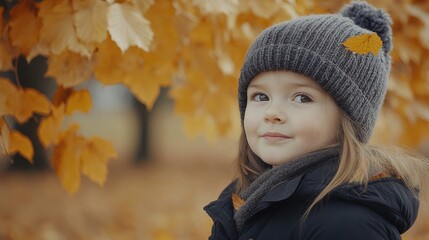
[{"xmin": 234, "ymin": 110, "xmax": 429, "ymax": 214}]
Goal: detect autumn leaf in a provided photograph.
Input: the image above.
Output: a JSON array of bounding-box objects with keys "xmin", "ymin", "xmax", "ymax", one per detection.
[
  {"xmin": 0, "ymin": 78, "xmax": 15, "ymax": 116},
  {"xmin": 123, "ymin": 73, "xmax": 161, "ymax": 110},
  {"xmin": 81, "ymin": 137, "xmax": 117, "ymax": 186},
  {"xmin": 8, "ymin": 130, "xmax": 34, "ymax": 163},
  {"xmin": 170, "ymin": 46, "xmax": 237, "ymax": 139},
  {"xmin": 342, "ymin": 32, "xmax": 383, "ymax": 56},
  {"xmin": 8, "ymin": 0, "xmax": 41, "ymax": 56},
  {"xmin": 73, "ymin": 0, "xmax": 108, "ymax": 44},
  {"xmin": 232, "ymin": 193, "xmax": 245, "ymax": 211},
  {"xmin": 94, "ymin": 37, "xmax": 125, "ymax": 85},
  {"xmin": 65, "ymin": 90, "xmax": 92, "ymax": 115},
  {"xmin": 0, "ymin": 79, "xmax": 51, "ymax": 123},
  {"xmin": 52, "ymin": 125, "xmax": 85, "ymax": 195},
  {"xmin": 95, "ymin": 39, "xmax": 166, "ymax": 109},
  {"xmin": 26, "ymin": 42, "xmax": 51, "ymax": 62},
  {"xmin": 38, "ymin": 104, "xmax": 65, "ymax": 147},
  {"xmin": 46, "ymin": 50, "xmax": 93, "ymax": 87},
  {"xmin": 107, "ymin": 2, "xmax": 153, "ymax": 52},
  {"xmin": 52, "ymin": 86, "xmax": 74, "ymax": 106},
  {"xmin": 52, "ymin": 124, "xmax": 116, "ymax": 194},
  {"xmin": 39, "ymin": 0, "xmax": 91, "ymax": 56},
  {"xmin": 0, "ymin": 8, "xmax": 13, "ymax": 71}
]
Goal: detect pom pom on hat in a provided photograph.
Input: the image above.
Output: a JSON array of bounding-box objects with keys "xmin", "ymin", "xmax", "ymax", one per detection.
[{"xmin": 340, "ymin": 1, "xmax": 393, "ymax": 53}]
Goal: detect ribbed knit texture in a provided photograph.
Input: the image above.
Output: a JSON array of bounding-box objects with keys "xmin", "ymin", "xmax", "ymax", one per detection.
[{"xmin": 238, "ymin": 2, "xmax": 392, "ymax": 142}]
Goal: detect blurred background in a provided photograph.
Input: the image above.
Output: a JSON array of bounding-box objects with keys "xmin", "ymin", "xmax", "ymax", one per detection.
[{"xmin": 1, "ymin": 0, "xmax": 429, "ymax": 239}]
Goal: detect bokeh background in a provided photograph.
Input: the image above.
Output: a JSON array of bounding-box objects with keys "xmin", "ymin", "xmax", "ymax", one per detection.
[{"xmin": 1, "ymin": 0, "xmax": 429, "ymax": 239}]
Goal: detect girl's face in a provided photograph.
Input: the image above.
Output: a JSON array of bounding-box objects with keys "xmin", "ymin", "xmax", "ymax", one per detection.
[{"xmin": 244, "ymin": 71, "xmax": 340, "ymax": 166}]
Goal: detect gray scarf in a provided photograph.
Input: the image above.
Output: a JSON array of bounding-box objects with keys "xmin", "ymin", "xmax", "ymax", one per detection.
[{"xmin": 234, "ymin": 147, "xmax": 341, "ymax": 233}]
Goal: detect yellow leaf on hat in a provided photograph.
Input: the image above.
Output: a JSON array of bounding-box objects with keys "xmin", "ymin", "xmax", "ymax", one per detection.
[{"xmin": 342, "ymin": 32, "xmax": 383, "ymax": 56}]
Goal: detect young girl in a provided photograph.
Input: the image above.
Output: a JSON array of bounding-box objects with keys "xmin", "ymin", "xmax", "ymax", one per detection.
[{"xmin": 204, "ymin": 2, "xmax": 429, "ymax": 240}]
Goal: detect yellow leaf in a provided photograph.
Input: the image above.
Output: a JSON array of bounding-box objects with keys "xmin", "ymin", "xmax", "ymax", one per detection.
[
  {"xmin": 81, "ymin": 137, "xmax": 117, "ymax": 186},
  {"xmin": 46, "ymin": 51, "xmax": 93, "ymax": 87},
  {"xmin": 342, "ymin": 32, "xmax": 383, "ymax": 56},
  {"xmin": 73, "ymin": 0, "xmax": 108, "ymax": 44},
  {"xmin": 39, "ymin": 0, "xmax": 91, "ymax": 56},
  {"xmin": 65, "ymin": 90, "xmax": 92, "ymax": 115},
  {"xmin": 232, "ymin": 193, "xmax": 245, "ymax": 211},
  {"xmin": 38, "ymin": 104, "xmax": 65, "ymax": 147},
  {"xmin": 170, "ymin": 46, "xmax": 237, "ymax": 139},
  {"xmin": 94, "ymin": 36, "xmax": 134, "ymax": 85},
  {"xmin": 0, "ymin": 43, "xmax": 14, "ymax": 71},
  {"xmin": 0, "ymin": 7, "xmax": 13, "ymax": 71},
  {"xmin": 3, "ymin": 83, "xmax": 51, "ymax": 123},
  {"xmin": 8, "ymin": 130, "xmax": 34, "ymax": 163},
  {"xmin": 123, "ymin": 57, "xmax": 161, "ymax": 109},
  {"xmin": 0, "ymin": 78, "xmax": 15, "ymax": 116},
  {"xmin": 24, "ymin": 88, "xmax": 52, "ymax": 115},
  {"xmin": 26, "ymin": 42, "xmax": 51, "ymax": 62},
  {"xmin": 9, "ymin": 0, "xmax": 42, "ymax": 56},
  {"xmin": 52, "ymin": 86, "xmax": 74, "ymax": 107},
  {"xmin": 107, "ymin": 3, "xmax": 153, "ymax": 52},
  {"xmin": 95, "ymin": 35, "xmax": 167, "ymax": 108},
  {"xmin": 52, "ymin": 125, "xmax": 84, "ymax": 195}
]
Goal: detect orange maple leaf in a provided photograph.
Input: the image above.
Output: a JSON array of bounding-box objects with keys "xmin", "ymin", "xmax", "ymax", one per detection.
[
  {"xmin": 342, "ymin": 32, "xmax": 383, "ymax": 56},
  {"xmin": 8, "ymin": 130, "xmax": 34, "ymax": 163},
  {"xmin": 232, "ymin": 193, "xmax": 245, "ymax": 211}
]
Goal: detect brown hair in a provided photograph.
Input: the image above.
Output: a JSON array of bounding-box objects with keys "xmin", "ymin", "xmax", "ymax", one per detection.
[{"xmin": 234, "ymin": 110, "xmax": 429, "ymax": 215}]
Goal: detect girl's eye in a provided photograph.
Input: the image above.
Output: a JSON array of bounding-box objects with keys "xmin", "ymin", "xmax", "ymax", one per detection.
[
  {"xmin": 251, "ymin": 93, "xmax": 269, "ymax": 102},
  {"xmin": 293, "ymin": 94, "xmax": 312, "ymax": 103}
]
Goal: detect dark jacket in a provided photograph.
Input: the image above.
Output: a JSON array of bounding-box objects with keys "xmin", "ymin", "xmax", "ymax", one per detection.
[{"xmin": 204, "ymin": 161, "xmax": 419, "ymax": 240}]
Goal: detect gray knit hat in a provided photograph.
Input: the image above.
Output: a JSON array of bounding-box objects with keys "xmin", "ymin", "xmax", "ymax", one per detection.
[{"xmin": 238, "ymin": 1, "xmax": 392, "ymax": 143}]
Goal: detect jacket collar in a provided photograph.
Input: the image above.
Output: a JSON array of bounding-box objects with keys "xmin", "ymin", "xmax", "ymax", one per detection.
[
  {"xmin": 204, "ymin": 181, "xmax": 239, "ymax": 239},
  {"xmin": 204, "ymin": 174, "xmax": 305, "ymax": 238}
]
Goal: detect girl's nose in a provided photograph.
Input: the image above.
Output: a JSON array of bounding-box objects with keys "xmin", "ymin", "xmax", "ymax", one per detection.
[{"xmin": 264, "ymin": 104, "xmax": 286, "ymax": 124}]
